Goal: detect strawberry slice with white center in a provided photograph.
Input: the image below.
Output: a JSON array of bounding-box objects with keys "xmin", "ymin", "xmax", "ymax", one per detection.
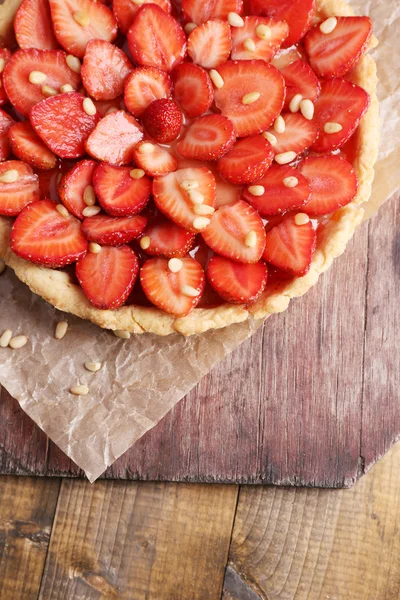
[
  {"xmin": 305, "ymin": 16, "xmax": 372, "ymax": 79},
  {"xmin": 128, "ymin": 4, "xmax": 187, "ymax": 72},
  {"xmin": 266, "ymin": 113, "xmax": 319, "ymax": 156},
  {"xmin": 0, "ymin": 108, "xmax": 15, "ymax": 162},
  {"xmin": 217, "ymin": 135, "xmax": 274, "ymax": 185},
  {"xmin": 153, "ymin": 167, "xmax": 216, "ymax": 232},
  {"xmin": 140, "ymin": 256, "xmax": 205, "ymax": 316},
  {"xmin": 250, "ymin": 0, "xmax": 315, "ymax": 48},
  {"xmin": 0, "ymin": 49, "xmax": 12, "ymax": 106},
  {"xmin": 201, "ymin": 200, "xmax": 265, "ymax": 263},
  {"xmin": 31, "ymin": 92, "xmax": 99, "ymax": 159},
  {"xmin": 76, "ymin": 245, "xmax": 139, "ymax": 309},
  {"xmin": 48, "ymin": 0, "xmax": 118, "ymax": 58},
  {"xmin": 133, "ymin": 141, "xmax": 178, "ymax": 177},
  {"xmin": 231, "ymin": 16, "xmax": 289, "ymax": 62},
  {"xmin": 3, "ymin": 49, "xmax": 81, "ymax": 117},
  {"xmin": 113, "ymin": 0, "xmax": 171, "ymax": 34},
  {"xmin": 81, "ymin": 39, "xmax": 133, "ymax": 101},
  {"xmin": 182, "ymin": 0, "xmax": 243, "ymax": 24},
  {"xmin": 177, "ymin": 114, "xmax": 236, "ymax": 161},
  {"xmin": 124, "ymin": 67, "xmax": 172, "ymax": 118},
  {"xmin": 297, "ymin": 155, "xmax": 358, "ymax": 216},
  {"xmin": 214, "ymin": 60, "xmax": 285, "ymax": 138},
  {"xmin": 0, "ymin": 160, "xmax": 39, "ymax": 216},
  {"xmin": 85, "ymin": 110, "xmax": 143, "ymax": 166},
  {"xmin": 58, "ymin": 159, "xmax": 97, "ymax": 219},
  {"xmin": 188, "ymin": 19, "xmax": 231, "ymax": 69},
  {"xmin": 14, "ymin": 0, "xmax": 58, "ymax": 50},
  {"xmin": 172, "ymin": 63, "xmax": 213, "ymax": 119},
  {"xmin": 311, "ymin": 78, "xmax": 370, "ymax": 154},
  {"xmin": 280, "ymin": 60, "xmax": 320, "ymax": 111},
  {"xmin": 11, "ymin": 199, "xmax": 87, "ymax": 266},
  {"xmin": 139, "ymin": 218, "xmax": 196, "ymax": 258},
  {"xmin": 93, "ymin": 163, "xmax": 151, "ymax": 216},
  {"xmin": 81, "ymin": 214, "xmax": 147, "ymax": 245},
  {"xmin": 207, "ymin": 256, "xmax": 268, "ymax": 304},
  {"xmin": 8, "ymin": 121, "xmax": 57, "ymax": 171}
]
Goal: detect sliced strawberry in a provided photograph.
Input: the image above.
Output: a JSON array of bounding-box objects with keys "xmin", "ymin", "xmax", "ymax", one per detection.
[
  {"xmin": 112, "ymin": 0, "xmax": 171, "ymax": 34},
  {"xmin": 14, "ymin": 0, "xmax": 58, "ymax": 50},
  {"xmin": 217, "ymin": 135, "xmax": 274, "ymax": 185},
  {"xmin": 11, "ymin": 199, "xmax": 87, "ymax": 266},
  {"xmin": 8, "ymin": 121, "xmax": 57, "ymax": 171},
  {"xmin": 0, "ymin": 49, "xmax": 12, "ymax": 106},
  {"xmin": 266, "ymin": 113, "xmax": 319, "ymax": 155},
  {"xmin": 48, "ymin": 0, "xmax": 118, "ymax": 58},
  {"xmin": 172, "ymin": 63, "xmax": 213, "ymax": 119},
  {"xmin": 207, "ymin": 256, "xmax": 268, "ymax": 304},
  {"xmin": 3, "ymin": 49, "xmax": 81, "ymax": 117},
  {"xmin": 81, "ymin": 214, "xmax": 147, "ymax": 245},
  {"xmin": 58, "ymin": 159, "xmax": 97, "ymax": 219},
  {"xmin": 30, "ymin": 92, "xmax": 99, "ymax": 159},
  {"xmin": 305, "ymin": 16, "xmax": 372, "ymax": 79},
  {"xmin": 0, "ymin": 160, "xmax": 39, "ymax": 216},
  {"xmin": 128, "ymin": 4, "xmax": 186, "ymax": 72},
  {"xmin": 0, "ymin": 108, "xmax": 15, "ymax": 162},
  {"xmin": 140, "ymin": 256, "xmax": 205, "ymax": 316},
  {"xmin": 132, "ymin": 141, "xmax": 178, "ymax": 177},
  {"xmin": 81, "ymin": 39, "xmax": 132, "ymax": 101},
  {"xmin": 124, "ymin": 67, "xmax": 172, "ymax": 117},
  {"xmin": 142, "ymin": 99, "xmax": 182, "ymax": 144},
  {"xmin": 94, "ymin": 96, "xmax": 125, "ymax": 117},
  {"xmin": 311, "ymin": 78, "xmax": 370, "ymax": 154},
  {"xmin": 188, "ymin": 19, "xmax": 231, "ymax": 69},
  {"xmin": 37, "ymin": 161, "xmax": 72, "ymax": 200},
  {"xmin": 242, "ymin": 164, "xmax": 311, "ymax": 216},
  {"xmin": 139, "ymin": 218, "xmax": 196, "ymax": 258},
  {"xmin": 250, "ymin": 0, "xmax": 315, "ymax": 48},
  {"xmin": 201, "ymin": 200, "xmax": 265, "ymax": 263},
  {"xmin": 153, "ymin": 167, "xmax": 216, "ymax": 232},
  {"xmin": 76, "ymin": 245, "xmax": 138, "ymax": 309},
  {"xmin": 93, "ymin": 163, "xmax": 151, "ymax": 216},
  {"xmin": 85, "ymin": 110, "xmax": 143, "ymax": 166},
  {"xmin": 231, "ymin": 17, "xmax": 288, "ymax": 62},
  {"xmin": 182, "ymin": 0, "xmax": 243, "ymax": 24},
  {"xmin": 280, "ymin": 60, "xmax": 320, "ymax": 111},
  {"xmin": 177, "ymin": 114, "xmax": 236, "ymax": 161},
  {"xmin": 262, "ymin": 213, "xmax": 316, "ymax": 276},
  {"xmin": 214, "ymin": 60, "xmax": 285, "ymax": 137},
  {"xmin": 297, "ymin": 155, "xmax": 358, "ymax": 216}
]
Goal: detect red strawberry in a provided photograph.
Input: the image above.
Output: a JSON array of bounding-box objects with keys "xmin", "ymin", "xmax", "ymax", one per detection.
[
  {"xmin": 250, "ymin": 0, "xmax": 315, "ymax": 48},
  {"xmin": 30, "ymin": 92, "xmax": 99, "ymax": 159},
  {"xmin": 305, "ymin": 16, "xmax": 372, "ymax": 79},
  {"xmin": 242, "ymin": 164, "xmax": 311, "ymax": 216},
  {"xmin": 142, "ymin": 99, "xmax": 182, "ymax": 144},
  {"xmin": 76, "ymin": 245, "xmax": 138, "ymax": 309},
  {"xmin": 0, "ymin": 108, "xmax": 15, "ymax": 162},
  {"xmin": 93, "ymin": 96, "xmax": 124, "ymax": 117},
  {"xmin": 140, "ymin": 256, "xmax": 205, "ymax": 316},
  {"xmin": 188, "ymin": 19, "xmax": 231, "ymax": 69},
  {"xmin": 14, "ymin": 0, "xmax": 58, "ymax": 50},
  {"xmin": 112, "ymin": 0, "xmax": 171, "ymax": 34},
  {"xmin": 214, "ymin": 60, "xmax": 285, "ymax": 137},
  {"xmin": 177, "ymin": 114, "xmax": 236, "ymax": 161},
  {"xmin": 58, "ymin": 159, "xmax": 97, "ymax": 219},
  {"xmin": 266, "ymin": 113, "xmax": 319, "ymax": 155},
  {"xmin": 85, "ymin": 110, "xmax": 143, "ymax": 166},
  {"xmin": 139, "ymin": 218, "xmax": 196, "ymax": 258},
  {"xmin": 231, "ymin": 17, "xmax": 289, "ymax": 62},
  {"xmin": 297, "ymin": 155, "xmax": 358, "ymax": 216},
  {"xmin": 81, "ymin": 214, "xmax": 147, "ymax": 245},
  {"xmin": 280, "ymin": 60, "xmax": 320, "ymax": 111},
  {"xmin": 0, "ymin": 160, "xmax": 39, "ymax": 216},
  {"xmin": 182, "ymin": 0, "xmax": 243, "ymax": 24},
  {"xmin": 132, "ymin": 141, "xmax": 178, "ymax": 177},
  {"xmin": 37, "ymin": 161, "xmax": 72, "ymax": 200},
  {"xmin": 217, "ymin": 135, "xmax": 274, "ymax": 185},
  {"xmin": 8, "ymin": 121, "xmax": 57, "ymax": 171},
  {"xmin": 81, "ymin": 39, "xmax": 132, "ymax": 101},
  {"xmin": 0, "ymin": 49, "xmax": 12, "ymax": 106},
  {"xmin": 48, "ymin": 0, "xmax": 118, "ymax": 58},
  {"xmin": 11, "ymin": 199, "xmax": 87, "ymax": 266},
  {"xmin": 124, "ymin": 67, "xmax": 172, "ymax": 117},
  {"xmin": 153, "ymin": 167, "xmax": 216, "ymax": 232},
  {"xmin": 128, "ymin": 4, "xmax": 187, "ymax": 72},
  {"xmin": 311, "ymin": 78, "xmax": 370, "ymax": 154},
  {"xmin": 3, "ymin": 49, "xmax": 81, "ymax": 117},
  {"xmin": 201, "ymin": 200, "xmax": 265, "ymax": 263},
  {"xmin": 93, "ymin": 163, "xmax": 151, "ymax": 216},
  {"xmin": 262, "ymin": 213, "xmax": 316, "ymax": 275},
  {"xmin": 207, "ymin": 256, "xmax": 268, "ymax": 303},
  {"xmin": 172, "ymin": 63, "xmax": 213, "ymax": 119}
]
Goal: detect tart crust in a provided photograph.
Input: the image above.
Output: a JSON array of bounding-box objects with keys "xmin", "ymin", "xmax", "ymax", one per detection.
[{"xmin": 0, "ymin": 0, "xmax": 380, "ymax": 336}]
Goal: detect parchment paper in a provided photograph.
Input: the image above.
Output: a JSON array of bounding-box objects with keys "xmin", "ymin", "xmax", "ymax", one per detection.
[{"xmin": 0, "ymin": 0, "xmax": 398, "ymax": 482}]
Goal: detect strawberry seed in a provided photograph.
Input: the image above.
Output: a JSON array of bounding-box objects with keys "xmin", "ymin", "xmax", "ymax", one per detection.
[
  {"xmin": 168, "ymin": 258, "xmax": 183, "ymax": 273},
  {"xmin": 29, "ymin": 71, "xmax": 47, "ymax": 85},
  {"xmin": 0, "ymin": 169, "xmax": 19, "ymax": 183}
]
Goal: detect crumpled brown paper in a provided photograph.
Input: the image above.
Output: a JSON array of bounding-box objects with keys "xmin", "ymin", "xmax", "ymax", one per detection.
[{"xmin": 0, "ymin": 0, "xmax": 398, "ymax": 482}]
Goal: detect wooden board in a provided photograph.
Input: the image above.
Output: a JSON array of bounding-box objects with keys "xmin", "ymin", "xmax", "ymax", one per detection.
[{"xmin": 0, "ymin": 192, "xmax": 399, "ymax": 486}]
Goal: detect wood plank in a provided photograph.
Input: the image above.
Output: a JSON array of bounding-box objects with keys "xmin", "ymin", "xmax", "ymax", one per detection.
[
  {"xmin": 0, "ymin": 476, "xmax": 60, "ymax": 600},
  {"xmin": 38, "ymin": 481, "xmax": 238, "ymax": 599}
]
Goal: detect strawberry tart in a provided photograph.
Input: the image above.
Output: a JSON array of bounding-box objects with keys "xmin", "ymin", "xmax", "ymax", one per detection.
[{"xmin": 0, "ymin": 0, "xmax": 379, "ymax": 335}]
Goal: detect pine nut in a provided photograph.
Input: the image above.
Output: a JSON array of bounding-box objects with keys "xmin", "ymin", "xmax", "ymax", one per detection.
[
  {"xmin": 0, "ymin": 58, "xmax": 5, "ymax": 74},
  {"xmin": 0, "ymin": 330, "xmax": 12, "ymax": 348},
  {"xmin": 289, "ymin": 93, "xmax": 303, "ymax": 113},
  {"xmin": 283, "ymin": 176, "xmax": 299, "ymax": 188},
  {"xmin": 275, "ymin": 151, "xmax": 297, "ymax": 165},
  {"xmin": 248, "ymin": 185, "xmax": 265, "ymax": 196},
  {"xmin": 9, "ymin": 335, "xmax": 28, "ymax": 349},
  {"xmin": 300, "ymin": 99, "xmax": 314, "ymax": 120},
  {"xmin": 0, "ymin": 169, "xmax": 19, "ymax": 183},
  {"xmin": 0, "ymin": 259, "xmax": 5, "ymax": 275},
  {"xmin": 66, "ymin": 55, "xmax": 81, "ymax": 73},
  {"xmin": 82, "ymin": 206, "xmax": 101, "ymax": 217},
  {"xmin": 324, "ymin": 122, "xmax": 343, "ymax": 134},
  {"xmin": 184, "ymin": 22, "xmax": 197, "ymax": 34},
  {"xmin": 294, "ymin": 213, "xmax": 310, "ymax": 225},
  {"xmin": 84, "ymin": 362, "xmax": 102, "ymax": 372},
  {"xmin": 319, "ymin": 17, "xmax": 337, "ymax": 34},
  {"xmin": 73, "ymin": 10, "xmax": 90, "ymax": 26},
  {"xmin": 83, "ymin": 185, "xmax": 96, "ymax": 206},
  {"xmin": 139, "ymin": 142, "xmax": 155, "ymax": 154},
  {"xmin": 242, "ymin": 92, "xmax": 260, "ymax": 105},
  {"xmin": 168, "ymin": 258, "xmax": 183, "ymax": 273},
  {"xmin": 89, "ymin": 242, "xmax": 102, "ymax": 254},
  {"xmin": 256, "ymin": 24, "xmax": 271, "ymax": 40},
  {"xmin": 180, "ymin": 179, "xmax": 199, "ymax": 191},
  {"xmin": 209, "ymin": 69, "xmax": 224, "ymax": 89},
  {"xmin": 83, "ymin": 97, "xmax": 96, "ymax": 116},
  {"xmin": 188, "ymin": 190, "xmax": 204, "ymax": 204},
  {"xmin": 244, "ymin": 38, "xmax": 256, "ymax": 52},
  {"xmin": 114, "ymin": 330, "xmax": 131, "ymax": 339},
  {"xmin": 262, "ymin": 131, "xmax": 277, "ymax": 146},
  {"xmin": 130, "ymin": 168, "xmax": 145, "ymax": 179},
  {"xmin": 42, "ymin": 85, "xmax": 58, "ymax": 97},
  {"xmin": 194, "ymin": 204, "xmax": 215, "ymax": 215},
  {"xmin": 60, "ymin": 84, "xmax": 74, "ymax": 93},
  {"xmin": 56, "ymin": 204, "xmax": 69, "ymax": 217},
  {"xmin": 70, "ymin": 385, "xmax": 89, "ymax": 396},
  {"xmin": 55, "ymin": 321, "xmax": 68, "ymax": 340},
  {"xmin": 193, "ymin": 217, "xmax": 211, "ymax": 230},
  {"xmin": 228, "ymin": 12, "xmax": 244, "ymax": 27},
  {"xmin": 245, "ymin": 230, "xmax": 257, "ymax": 248},
  {"xmin": 181, "ymin": 285, "xmax": 200, "ymax": 297},
  {"xmin": 274, "ymin": 115, "xmax": 285, "ymax": 133},
  {"xmin": 140, "ymin": 236, "xmax": 151, "ymax": 250},
  {"xmin": 29, "ymin": 70, "xmax": 47, "ymax": 85}
]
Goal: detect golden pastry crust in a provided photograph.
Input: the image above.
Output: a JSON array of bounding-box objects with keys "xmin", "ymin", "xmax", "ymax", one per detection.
[{"xmin": 0, "ymin": 0, "xmax": 380, "ymax": 336}]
